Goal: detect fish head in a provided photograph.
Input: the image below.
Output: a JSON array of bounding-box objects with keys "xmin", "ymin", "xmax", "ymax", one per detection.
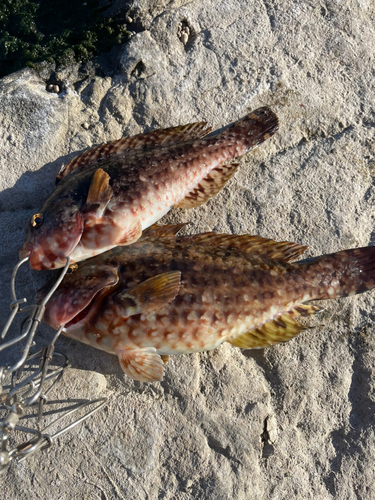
[
  {"xmin": 20, "ymin": 197, "xmax": 84, "ymax": 270},
  {"xmin": 41, "ymin": 261, "xmax": 119, "ymax": 329}
]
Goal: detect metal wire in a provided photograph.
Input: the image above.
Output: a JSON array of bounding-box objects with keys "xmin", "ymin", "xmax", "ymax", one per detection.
[
  {"xmin": 0, "ymin": 257, "xmax": 71, "ymax": 371},
  {"xmin": 0, "ymin": 257, "xmax": 107, "ymax": 473},
  {"xmin": 0, "ymin": 397, "xmax": 107, "ymax": 471}
]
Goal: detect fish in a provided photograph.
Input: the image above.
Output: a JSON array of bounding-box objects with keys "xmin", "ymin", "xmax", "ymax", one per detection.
[
  {"xmin": 20, "ymin": 107, "xmax": 278, "ymax": 270},
  {"xmin": 40, "ymin": 224, "xmax": 375, "ymax": 382}
]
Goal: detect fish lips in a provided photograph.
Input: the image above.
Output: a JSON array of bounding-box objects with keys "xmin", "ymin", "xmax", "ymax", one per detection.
[{"xmin": 42, "ymin": 265, "xmax": 119, "ymax": 328}]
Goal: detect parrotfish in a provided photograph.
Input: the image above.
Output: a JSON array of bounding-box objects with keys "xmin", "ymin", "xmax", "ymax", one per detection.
[
  {"xmin": 20, "ymin": 107, "xmax": 278, "ymax": 270},
  {"xmin": 40, "ymin": 225, "xmax": 375, "ymax": 382}
]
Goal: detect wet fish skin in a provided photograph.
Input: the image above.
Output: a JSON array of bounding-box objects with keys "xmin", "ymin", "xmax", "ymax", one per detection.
[
  {"xmin": 20, "ymin": 107, "xmax": 278, "ymax": 270},
  {"xmin": 40, "ymin": 226, "xmax": 375, "ymax": 382}
]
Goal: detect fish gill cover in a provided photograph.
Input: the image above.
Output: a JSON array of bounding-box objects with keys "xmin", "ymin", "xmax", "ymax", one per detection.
[{"xmin": 0, "ymin": 0, "xmax": 130, "ymax": 78}]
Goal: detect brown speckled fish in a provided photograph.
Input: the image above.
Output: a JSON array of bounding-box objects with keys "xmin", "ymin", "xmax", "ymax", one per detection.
[
  {"xmin": 40, "ymin": 225, "xmax": 375, "ymax": 382},
  {"xmin": 20, "ymin": 107, "xmax": 278, "ymax": 270}
]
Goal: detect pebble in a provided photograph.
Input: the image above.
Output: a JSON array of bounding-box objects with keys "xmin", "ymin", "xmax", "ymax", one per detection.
[{"xmin": 47, "ymin": 84, "xmax": 60, "ymax": 93}]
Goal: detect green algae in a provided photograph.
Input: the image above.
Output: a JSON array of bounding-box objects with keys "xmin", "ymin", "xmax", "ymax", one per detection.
[{"xmin": 0, "ymin": 0, "xmax": 129, "ymax": 78}]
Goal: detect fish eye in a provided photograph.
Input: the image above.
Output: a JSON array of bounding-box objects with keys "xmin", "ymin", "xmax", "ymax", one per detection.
[
  {"xmin": 66, "ymin": 264, "xmax": 78, "ymax": 274},
  {"xmin": 31, "ymin": 213, "xmax": 44, "ymax": 227}
]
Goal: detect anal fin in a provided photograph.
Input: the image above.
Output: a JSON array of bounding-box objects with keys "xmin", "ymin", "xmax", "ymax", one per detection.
[
  {"xmin": 141, "ymin": 223, "xmax": 188, "ymax": 240},
  {"xmin": 116, "ymin": 347, "xmax": 164, "ymax": 382},
  {"xmin": 228, "ymin": 304, "xmax": 323, "ymax": 349},
  {"xmin": 175, "ymin": 163, "xmax": 239, "ymax": 209}
]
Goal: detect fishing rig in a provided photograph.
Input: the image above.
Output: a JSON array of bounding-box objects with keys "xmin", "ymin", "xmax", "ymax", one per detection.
[{"xmin": 0, "ymin": 257, "xmax": 106, "ymax": 474}]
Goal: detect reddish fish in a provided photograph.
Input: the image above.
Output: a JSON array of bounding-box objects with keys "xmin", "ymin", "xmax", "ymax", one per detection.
[
  {"xmin": 20, "ymin": 107, "xmax": 278, "ymax": 270},
  {"xmin": 40, "ymin": 225, "xmax": 375, "ymax": 382}
]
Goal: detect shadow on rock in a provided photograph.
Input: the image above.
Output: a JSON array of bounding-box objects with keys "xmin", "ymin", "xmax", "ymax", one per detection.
[
  {"xmin": 0, "ymin": 149, "xmax": 89, "ymax": 213},
  {"xmin": 324, "ymin": 333, "xmax": 375, "ymax": 497}
]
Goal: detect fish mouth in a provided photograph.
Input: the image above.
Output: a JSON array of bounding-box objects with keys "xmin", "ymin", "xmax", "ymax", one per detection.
[
  {"xmin": 49, "ymin": 285, "xmax": 115, "ymax": 331},
  {"xmin": 42, "ymin": 265, "xmax": 119, "ymax": 329},
  {"xmin": 29, "ymin": 250, "xmax": 66, "ymax": 271},
  {"xmin": 65, "ymin": 288, "xmax": 109, "ymax": 329},
  {"xmin": 21, "ymin": 239, "xmax": 69, "ymax": 270}
]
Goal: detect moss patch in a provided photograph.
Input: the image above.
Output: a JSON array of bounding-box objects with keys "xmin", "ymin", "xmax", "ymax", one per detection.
[{"xmin": 0, "ymin": 0, "xmax": 130, "ymax": 78}]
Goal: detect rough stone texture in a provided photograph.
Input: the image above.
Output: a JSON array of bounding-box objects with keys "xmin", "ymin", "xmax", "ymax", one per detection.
[{"xmin": 1, "ymin": 0, "xmax": 375, "ymax": 498}]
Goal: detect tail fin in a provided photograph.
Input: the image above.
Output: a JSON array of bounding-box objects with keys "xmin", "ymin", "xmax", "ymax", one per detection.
[
  {"xmin": 234, "ymin": 106, "xmax": 278, "ymax": 147},
  {"xmin": 216, "ymin": 107, "xmax": 279, "ymax": 155},
  {"xmin": 302, "ymin": 247, "xmax": 375, "ymax": 300}
]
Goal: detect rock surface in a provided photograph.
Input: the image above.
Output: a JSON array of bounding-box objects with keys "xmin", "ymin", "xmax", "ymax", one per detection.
[{"xmin": 1, "ymin": 0, "xmax": 375, "ymax": 498}]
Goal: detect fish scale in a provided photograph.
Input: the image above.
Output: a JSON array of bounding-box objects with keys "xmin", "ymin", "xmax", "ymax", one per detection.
[{"xmin": 40, "ymin": 225, "xmax": 375, "ymax": 382}]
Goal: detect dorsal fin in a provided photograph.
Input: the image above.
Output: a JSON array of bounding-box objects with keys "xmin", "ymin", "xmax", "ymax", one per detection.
[
  {"xmin": 181, "ymin": 233, "xmax": 308, "ymax": 262},
  {"xmin": 228, "ymin": 304, "xmax": 323, "ymax": 349},
  {"xmin": 142, "ymin": 228, "xmax": 307, "ymax": 262},
  {"xmin": 56, "ymin": 122, "xmax": 213, "ymax": 184},
  {"xmin": 141, "ymin": 223, "xmax": 188, "ymax": 240},
  {"xmin": 175, "ymin": 163, "xmax": 239, "ymax": 209}
]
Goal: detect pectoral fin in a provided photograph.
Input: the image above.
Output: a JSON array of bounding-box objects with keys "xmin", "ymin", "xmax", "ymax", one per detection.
[
  {"xmin": 114, "ymin": 271, "xmax": 181, "ymax": 317},
  {"xmin": 115, "ymin": 218, "xmax": 143, "ymax": 245},
  {"xmin": 228, "ymin": 305, "xmax": 323, "ymax": 349},
  {"xmin": 81, "ymin": 217, "xmax": 142, "ymax": 250},
  {"xmin": 116, "ymin": 347, "xmax": 164, "ymax": 382},
  {"xmin": 175, "ymin": 163, "xmax": 239, "ymax": 209},
  {"xmin": 85, "ymin": 168, "xmax": 113, "ymax": 216}
]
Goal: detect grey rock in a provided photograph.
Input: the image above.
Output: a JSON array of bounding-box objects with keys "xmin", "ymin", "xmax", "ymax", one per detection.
[{"xmin": 1, "ymin": 0, "xmax": 375, "ymax": 498}]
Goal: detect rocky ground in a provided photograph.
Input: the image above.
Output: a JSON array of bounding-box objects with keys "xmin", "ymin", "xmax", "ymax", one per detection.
[{"xmin": 1, "ymin": 0, "xmax": 375, "ymax": 498}]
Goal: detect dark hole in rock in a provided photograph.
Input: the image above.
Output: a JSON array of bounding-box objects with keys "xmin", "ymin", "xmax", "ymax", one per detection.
[
  {"xmin": 46, "ymin": 73, "xmax": 65, "ymax": 93},
  {"xmin": 131, "ymin": 60, "xmax": 146, "ymax": 78},
  {"xmin": 177, "ymin": 19, "xmax": 195, "ymax": 50}
]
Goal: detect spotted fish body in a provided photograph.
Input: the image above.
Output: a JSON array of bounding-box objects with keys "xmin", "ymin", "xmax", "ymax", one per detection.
[
  {"xmin": 20, "ymin": 107, "xmax": 278, "ymax": 270},
  {"xmin": 41, "ymin": 225, "xmax": 375, "ymax": 382}
]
